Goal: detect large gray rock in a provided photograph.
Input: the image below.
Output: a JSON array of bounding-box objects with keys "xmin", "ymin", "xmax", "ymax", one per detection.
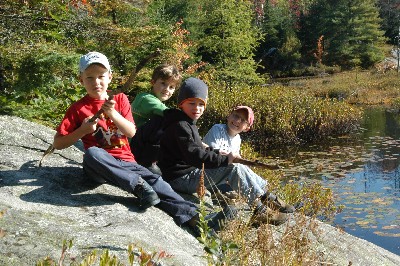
[
  {"xmin": 1, "ymin": 115, "xmax": 399, "ymax": 265},
  {"xmin": 0, "ymin": 115, "xmax": 204, "ymax": 265}
]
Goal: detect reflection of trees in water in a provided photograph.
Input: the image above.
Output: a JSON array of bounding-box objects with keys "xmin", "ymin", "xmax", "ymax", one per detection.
[
  {"xmin": 366, "ymin": 154, "xmax": 399, "ymax": 172},
  {"xmin": 382, "ymin": 110, "xmax": 400, "ymax": 191},
  {"xmin": 274, "ymin": 107, "xmax": 399, "ymax": 252},
  {"xmin": 363, "ymin": 159, "xmax": 400, "ymax": 191},
  {"xmin": 384, "ymin": 110, "xmax": 400, "ymax": 138},
  {"xmin": 360, "ymin": 108, "xmax": 400, "ymax": 191}
]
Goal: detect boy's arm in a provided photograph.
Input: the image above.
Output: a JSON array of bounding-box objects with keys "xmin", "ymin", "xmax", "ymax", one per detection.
[
  {"xmin": 203, "ymin": 130, "xmax": 219, "ymax": 149},
  {"xmin": 202, "ymin": 142, "xmax": 209, "ymax": 149},
  {"xmin": 53, "ymin": 117, "xmax": 98, "ymax": 150},
  {"xmin": 102, "ymin": 98, "xmax": 136, "ymax": 138},
  {"xmin": 174, "ymin": 123, "xmax": 230, "ymax": 168}
]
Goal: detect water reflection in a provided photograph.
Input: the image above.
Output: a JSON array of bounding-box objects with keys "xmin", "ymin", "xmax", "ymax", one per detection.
[{"xmin": 270, "ymin": 107, "xmax": 400, "ymax": 255}]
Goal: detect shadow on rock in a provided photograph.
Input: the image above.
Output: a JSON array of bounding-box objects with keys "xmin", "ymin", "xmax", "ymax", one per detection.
[{"xmin": 0, "ymin": 160, "xmax": 143, "ymax": 211}]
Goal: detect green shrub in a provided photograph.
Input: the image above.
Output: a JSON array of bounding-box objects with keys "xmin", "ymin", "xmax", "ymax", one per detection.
[
  {"xmin": 201, "ymin": 84, "xmax": 363, "ymax": 150},
  {"xmin": 0, "ymin": 48, "xmax": 86, "ymax": 126},
  {"xmin": 391, "ymin": 97, "xmax": 400, "ymax": 112}
]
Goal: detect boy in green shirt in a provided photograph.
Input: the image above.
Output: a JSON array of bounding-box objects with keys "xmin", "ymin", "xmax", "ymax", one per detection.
[
  {"xmin": 131, "ymin": 64, "xmax": 181, "ymax": 128},
  {"xmin": 130, "ymin": 64, "xmax": 181, "ymax": 173}
]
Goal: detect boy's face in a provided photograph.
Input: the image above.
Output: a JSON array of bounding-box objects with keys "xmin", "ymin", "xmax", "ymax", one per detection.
[
  {"xmin": 79, "ymin": 64, "xmax": 112, "ymax": 100},
  {"xmin": 226, "ymin": 109, "xmax": 250, "ymax": 135},
  {"xmin": 151, "ymin": 77, "xmax": 178, "ymax": 102},
  {"xmin": 180, "ymin": 98, "xmax": 206, "ymax": 121}
]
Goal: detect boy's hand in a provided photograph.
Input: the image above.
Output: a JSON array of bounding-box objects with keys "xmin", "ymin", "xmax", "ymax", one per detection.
[
  {"xmin": 227, "ymin": 152, "xmax": 240, "ymax": 164},
  {"xmin": 82, "ymin": 116, "xmax": 98, "ymax": 134},
  {"xmin": 202, "ymin": 142, "xmax": 209, "ymax": 149},
  {"xmin": 219, "ymin": 150, "xmax": 229, "ymax": 155},
  {"xmin": 101, "ymin": 97, "xmax": 117, "ymax": 117}
]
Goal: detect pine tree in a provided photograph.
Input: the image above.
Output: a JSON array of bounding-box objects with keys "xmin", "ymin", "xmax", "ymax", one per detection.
[
  {"xmin": 185, "ymin": 0, "xmax": 263, "ymax": 86},
  {"xmin": 256, "ymin": 1, "xmax": 303, "ymax": 76},
  {"xmin": 300, "ymin": 0, "xmax": 386, "ymax": 69},
  {"xmin": 377, "ymin": 0, "xmax": 400, "ymax": 44}
]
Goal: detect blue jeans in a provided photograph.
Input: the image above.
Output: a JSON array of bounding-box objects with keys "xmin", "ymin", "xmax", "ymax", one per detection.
[
  {"xmin": 169, "ymin": 163, "xmax": 268, "ymax": 206},
  {"xmin": 82, "ymin": 147, "xmax": 197, "ymax": 225}
]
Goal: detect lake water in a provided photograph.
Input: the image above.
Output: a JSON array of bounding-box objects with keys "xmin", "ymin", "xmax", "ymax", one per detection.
[{"xmin": 271, "ymin": 107, "xmax": 400, "ymax": 255}]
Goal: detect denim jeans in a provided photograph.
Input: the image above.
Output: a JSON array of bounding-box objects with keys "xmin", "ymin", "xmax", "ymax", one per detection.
[
  {"xmin": 82, "ymin": 147, "xmax": 197, "ymax": 225},
  {"xmin": 169, "ymin": 163, "xmax": 268, "ymax": 206}
]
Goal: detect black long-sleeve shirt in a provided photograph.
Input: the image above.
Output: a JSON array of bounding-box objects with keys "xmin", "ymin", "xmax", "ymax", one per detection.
[{"xmin": 158, "ymin": 108, "xmax": 229, "ymax": 181}]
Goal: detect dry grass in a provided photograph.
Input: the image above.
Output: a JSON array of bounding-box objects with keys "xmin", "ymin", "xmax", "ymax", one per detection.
[
  {"xmin": 209, "ymin": 194, "xmax": 335, "ymax": 265},
  {"xmin": 196, "ymin": 143, "xmax": 340, "ymax": 265},
  {"xmin": 281, "ymin": 70, "xmax": 400, "ymax": 105}
]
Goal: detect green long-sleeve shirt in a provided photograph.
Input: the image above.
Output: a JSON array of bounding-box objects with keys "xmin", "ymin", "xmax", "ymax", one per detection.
[{"xmin": 131, "ymin": 92, "xmax": 168, "ymax": 128}]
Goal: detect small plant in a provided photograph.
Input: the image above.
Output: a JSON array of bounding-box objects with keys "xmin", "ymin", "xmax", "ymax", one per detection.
[
  {"xmin": 196, "ymin": 202, "xmax": 239, "ymax": 265},
  {"xmin": 313, "ymin": 35, "xmax": 324, "ymax": 65},
  {"xmin": 36, "ymin": 240, "xmax": 171, "ymax": 266}
]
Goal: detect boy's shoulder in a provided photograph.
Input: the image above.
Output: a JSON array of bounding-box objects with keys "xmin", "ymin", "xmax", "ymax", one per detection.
[
  {"xmin": 210, "ymin": 123, "xmax": 227, "ymax": 132},
  {"xmin": 134, "ymin": 92, "xmax": 158, "ymax": 101},
  {"xmin": 68, "ymin": 94, "xmax": 92, "ymax": 108},
  {"xmin": 132, "ymin": 92, "xmax": 161, "ymax": 106},
  {"xmin": 163, "ymin": 109, "xmax": 194, "ymax": 128}
]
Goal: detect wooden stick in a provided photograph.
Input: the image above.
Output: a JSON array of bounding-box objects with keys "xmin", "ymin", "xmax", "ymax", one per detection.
[
  {"xmin": 38, "ymin": 144, "xmax": 55, "ymax": 167},
  {"xmin": 121, "ymin": 49, "xmax": 161, "ymax": 91},
  {"xmin": 233, "ymin": 157, "xmax": 281, "ymax": 170},
  {"xmin": 87, "ymin": 94, "xmax": 115, "ymax": 122}
]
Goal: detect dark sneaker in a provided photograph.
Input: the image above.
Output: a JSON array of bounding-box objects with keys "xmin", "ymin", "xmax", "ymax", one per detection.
[
  {"xmin": 133, "ymin": 178, "xmax": 160, "ymax": 209},
  {"xmin": 262, "ymin": 193, "xmax": 295, "ymax": 213},
  {"xmin": 251, "ymin": 205, "xmax": 288, "ymax": 226},
  {"xmin": 211, "ymin": 190, "xmax": 239, "ymax": 205},
  {"xmin": 206, "ymin": 205, "xmax": 238, "ymax": 232}
]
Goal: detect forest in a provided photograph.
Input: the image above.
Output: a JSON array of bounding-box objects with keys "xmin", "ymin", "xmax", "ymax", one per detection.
[{"xmin": 0, "ymin": 0, "xmax": 399, "ymax": 147}]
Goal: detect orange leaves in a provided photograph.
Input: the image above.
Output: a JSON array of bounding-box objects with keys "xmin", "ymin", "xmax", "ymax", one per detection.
[
  {"xmin": 165, "ymin": 19, "xmax": 206, "ymax": 76},
  {"xmin": 0, "ymin": 209, "xmax": 6, "ymax": 238},
  {"xmin": 70, "ymin": 0, "xmax": 88, "ymax": 9},
  {"xmin": 313, "ymin": 35, "xmax": 324, "ymax": 65},
  {"xmin": 196, "ymin": 163, "xmax": 206, "ymax": 200}
]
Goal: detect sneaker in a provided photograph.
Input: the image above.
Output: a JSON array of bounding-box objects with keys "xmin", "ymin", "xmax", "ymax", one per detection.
[
  {"xmin": 211, "ymin": 190, "xmax": 239, "ymax": 205},
  {"xmin": 211, "ymin": 183, "xmax": 239, "ymax": 205},
  {"xmin": 132, "ymin": 178, "xmax": 160, "ymax": 209},
  {"xmin": 206, "ymin": 205, "xmax": 238, "ymax": 232},
  {"xmin": 262, "ymin": 193, "xmax": 295, "ymax": 213},
  {"xmin": 251, "ymin": 205, "xmax": 288, "ymax": 226}
]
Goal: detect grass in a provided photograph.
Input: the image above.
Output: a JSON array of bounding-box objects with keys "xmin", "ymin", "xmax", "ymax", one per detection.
[
  {"xmin": 36, "ymin": 240, "xmax": 173, "ymax": 266},
  {"xmin": 280, "ymin": 69, "xmax": 400, "ymax": 105},
  {"xmin": 187, "ymin": 142, "xmax": 339, "ymax": 265}
]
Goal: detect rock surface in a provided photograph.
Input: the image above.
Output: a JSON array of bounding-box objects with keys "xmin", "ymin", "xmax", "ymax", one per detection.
[{"xmin": 0, "ymin": 115, "xmax": 399, "ymax": 265}]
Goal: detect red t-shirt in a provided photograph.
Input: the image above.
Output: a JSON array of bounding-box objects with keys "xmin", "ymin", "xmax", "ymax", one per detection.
[{"xmin": 57, "ymin": 93, "xmax": 136, "ymax": 162}]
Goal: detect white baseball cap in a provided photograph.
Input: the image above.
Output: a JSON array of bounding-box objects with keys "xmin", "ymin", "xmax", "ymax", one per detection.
[{"xmin": 79, "ymin": 52, "xmax": 111, "ymax": 73}]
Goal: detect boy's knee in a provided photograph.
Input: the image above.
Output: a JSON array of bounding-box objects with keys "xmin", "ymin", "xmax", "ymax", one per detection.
[
  {"xmin": 230, "ymin": 163, "xmax": 242, "ymax": 173},
  {"xmin": 83, "ymin": 147, "xmax": 108, "ymax": 169},
  {"xmin": 84, "ymin": 147, "xmax": 104, "ymax": 161}
]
